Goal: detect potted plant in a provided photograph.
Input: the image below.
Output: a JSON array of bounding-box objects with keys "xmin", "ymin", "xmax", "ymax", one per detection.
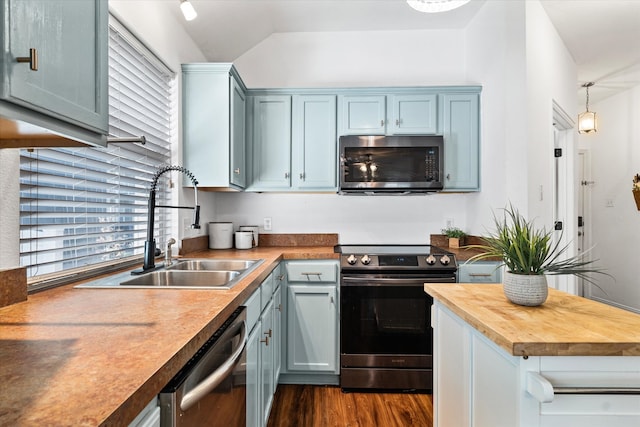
[
  {"xmin": 467, "ymin": 204, "xmax": 609, "ymax": 306},
  {"xmin": 441, "ymin": 226, "xmax": 467, "ymax": 248}
]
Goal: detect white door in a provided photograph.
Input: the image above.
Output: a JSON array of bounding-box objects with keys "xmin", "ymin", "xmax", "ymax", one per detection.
[{"xmin": 551, "ymin": 103, "xmax": 576, "ymax": 294}]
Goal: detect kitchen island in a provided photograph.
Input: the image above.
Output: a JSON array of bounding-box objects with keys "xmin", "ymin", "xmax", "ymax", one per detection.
[
  {"xmin": 425, "ymin": 283, "xmax": 640, "ymax": 427},
  {"xmin": 0, "ymin": 245, "xmax": 337, "ymax": 426}
]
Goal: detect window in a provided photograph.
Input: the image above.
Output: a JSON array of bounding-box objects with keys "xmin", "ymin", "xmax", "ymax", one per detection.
[{"xmin": 19, "ymin": 17, "xmax": 175, "ymax": 281}]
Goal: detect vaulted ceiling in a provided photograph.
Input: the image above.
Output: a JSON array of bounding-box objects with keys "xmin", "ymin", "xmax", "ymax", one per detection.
[{"xmin": 170, "ymin": 0, "xmax": 640, "ymax": 104}]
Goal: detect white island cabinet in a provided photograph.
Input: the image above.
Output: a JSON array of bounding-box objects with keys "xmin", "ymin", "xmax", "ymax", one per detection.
[{"xmin": 427, "ymin": 284, "xmax": 640, "ymax": 427}]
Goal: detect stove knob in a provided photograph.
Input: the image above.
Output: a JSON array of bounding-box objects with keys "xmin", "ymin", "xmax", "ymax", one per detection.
[
  {"xmin": 425, "ymin": 255, "xmax": 437, "ymax": 265},
  {"xmin": 347, "ymin": 254, "xmax": 357, "ymax": 265},
  {"xmin": 440, "ymin": 255, "xmax": 451, "ymax": 265},
  {"xmin": 361, "ymin": 254, "xmax": 371, "ymax": 265}
]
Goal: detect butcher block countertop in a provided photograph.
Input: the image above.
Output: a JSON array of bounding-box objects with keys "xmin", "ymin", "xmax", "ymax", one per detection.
[
  {"xmin": 425, "ymin": 283, "xmax": 640, "ymax": 357},
  {"xmin": 0, "ymin": 245, "xmax": 337, "ymax": 427}
]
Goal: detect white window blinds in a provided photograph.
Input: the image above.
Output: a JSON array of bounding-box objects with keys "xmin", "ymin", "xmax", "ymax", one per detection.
[{"xmin": 19, "ymin": 18, "xmax": 175, "ymax": 279}]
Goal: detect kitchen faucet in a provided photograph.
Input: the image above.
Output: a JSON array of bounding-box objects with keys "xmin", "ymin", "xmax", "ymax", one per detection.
[{"xmin": 132, "ymin": 165, "xmax": 200, "ymax": 275}]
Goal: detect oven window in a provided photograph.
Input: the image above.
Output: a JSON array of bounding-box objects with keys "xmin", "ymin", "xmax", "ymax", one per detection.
[
  {"xmin": 342, "ymin": 146, "xmax": 440, "ymax": 183},
  {"xmin": 341, "ymin": 285, "xmax": 432, "ymax": 355}
]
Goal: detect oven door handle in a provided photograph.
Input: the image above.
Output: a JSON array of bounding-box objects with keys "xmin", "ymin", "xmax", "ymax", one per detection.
[
  {"xmin": 180, "ymin": 320, "xmax": 247, "ymax": 412},
  {"xmin": 341, "ymin": 276, "xmax": 454, "ymax": 286}
]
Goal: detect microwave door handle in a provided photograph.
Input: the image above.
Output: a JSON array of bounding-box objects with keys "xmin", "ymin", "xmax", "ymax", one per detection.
[{"xmin": 180, "ymin": 320, "xmax": 247, "ymax": 412}]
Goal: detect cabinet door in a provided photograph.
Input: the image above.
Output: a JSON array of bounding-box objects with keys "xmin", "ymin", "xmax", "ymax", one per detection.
[
  {"xmin": 292, "ymin": 95, "xmax": 337, "ymax": 190},
  {"xmin": 230, "ymin": 77, "xmax": 246, "ymax": 188},
  {"xmin": 260, "ymin": 299, "xmax": 275, "ymax": 427},
  {"xmin": 3, "ymin": 0, "xmax": 108, "ymax": 133},
  {"xmin": 389, "ymin": 94, "xmax": 437, "ymax": 134},
  {"xmin": 339, "ymin": 95, "xmax": 386, "ymax": 135},
  {"xmin": 251, "ymin": 96, "xmax": 292, "ymax": 189},
  {"xmin": 246, "ymin": 321, "xmax": 261, "ymax": 427},
  {"xmin": 273, "ymin": 284, "xmax": 282, "ymax": 385},
  {"xmin": 287, "ymin": 284, "xmax": 338, "ymax": 372},
  {"xmin": 442, "ymin": 93, "xmax": 480, "ymax": 191}
]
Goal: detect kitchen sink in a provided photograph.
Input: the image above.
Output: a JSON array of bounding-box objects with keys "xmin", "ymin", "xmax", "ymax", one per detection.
[
  {"xmin": 74, "ymin": 258, "xmax": 264, "ymax": 289},
  {"xmin": 119, "ymin": 270, "xmax": 240, "ymax": 289},
  {"xmin": 166, "ymin": 259, "xmax": 259, "ymax": 272}
]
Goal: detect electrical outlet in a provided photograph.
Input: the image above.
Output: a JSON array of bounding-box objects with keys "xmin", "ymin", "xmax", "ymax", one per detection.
[
  {"xmin": 263, "ymin": 217, "xmax": 272, "ymax": 231},
  {"xmin": 445, "ymin": 218, "xmax": 454, "ymax": 229}
]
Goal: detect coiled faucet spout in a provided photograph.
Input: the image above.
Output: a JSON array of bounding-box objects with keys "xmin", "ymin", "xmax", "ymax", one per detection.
[{"xmin": 132, "ymin": 165, "xmax": 200, "ymax": 275}]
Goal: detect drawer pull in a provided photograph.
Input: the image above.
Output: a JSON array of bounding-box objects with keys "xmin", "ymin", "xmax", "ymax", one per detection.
[
  {"xmin": 16, "ymin": 48, "xmax": 38, "ymax": 71},
  {"xmin": 302, "ymin": 272, "xmax": 322, "ymax": 280},
  {"xmin": 469, "ymin": 273, "xmax": 492, "ymax": 277}
]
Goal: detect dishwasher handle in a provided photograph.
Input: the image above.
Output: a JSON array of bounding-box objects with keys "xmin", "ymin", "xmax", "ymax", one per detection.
[{"xmin": 180, "ymin": 320, "xmax": 247, "ymax": 411}]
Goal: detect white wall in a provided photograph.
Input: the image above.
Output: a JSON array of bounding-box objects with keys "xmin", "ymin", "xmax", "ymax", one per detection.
[
  {"xmin": 585, "ymin": 85, "xmax": 640, "ymax": 313},
  {"xmin": 0, "ymin": 150, "xmax": 19, "ymax": 268}
]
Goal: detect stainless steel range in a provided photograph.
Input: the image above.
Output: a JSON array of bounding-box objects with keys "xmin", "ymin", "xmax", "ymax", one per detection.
[{"xmin": 336, "ymin": 244, "xmax": 457, "ymax": 392}]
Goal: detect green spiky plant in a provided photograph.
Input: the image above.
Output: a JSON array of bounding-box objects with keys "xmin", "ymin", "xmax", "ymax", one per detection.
[{"xmin": 467, "ymin": 204, "xmax": 610, "ymax": 288}]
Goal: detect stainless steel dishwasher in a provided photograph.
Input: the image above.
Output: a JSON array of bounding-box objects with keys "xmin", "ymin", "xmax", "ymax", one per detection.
[{"xmin": 159, "ymin": 307, "xmax": 247, "ymax": 427}]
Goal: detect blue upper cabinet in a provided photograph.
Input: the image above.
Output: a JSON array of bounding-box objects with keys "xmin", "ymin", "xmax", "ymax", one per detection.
[
  {"xmin": 339, "ymin": 95, "xmax": 386, "ymax": 135},
  {"xmin": 338, "ymin": 92, "xmax": 437, "ymax": 136},
  {"xmin": 182, "ymin": 63, "xmax": 248, "ymax": 190},
  {"xmin": 292, "ymin": 95, "xmax": 337, "ymax": 190},
  {"xmin": 250, "ymin": 95, "xmax": 293, "ymax": 190},
  {"xmin": 0, "ymin": 0, "xmax": 108, "ymax": 146},
  {"xmin": 248, "ymin": 94, "xmax": 337, "ymax": 192},
  {"xmin": 442, "ymin": 93, "xmax": 480, "ymax": 191},
  {"xmin": 390, "ymin": 94, "xmax": 437, "ymax": 134}
]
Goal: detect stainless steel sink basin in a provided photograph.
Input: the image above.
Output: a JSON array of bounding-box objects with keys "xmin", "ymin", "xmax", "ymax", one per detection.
[
  {"xmin": 119, "ymin": 270, "xmax": 240, "ymax": 289},
  {"xmin": 166, "ymin": 259, "xmax": 259, "ymax": 272},
  {"xmin": 74, "ymin": 258, "xmax": 264, "ymax": 289}
]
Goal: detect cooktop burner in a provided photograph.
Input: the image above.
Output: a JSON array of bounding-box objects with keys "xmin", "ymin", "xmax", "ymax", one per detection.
[{"xmin": 335, "ymin": 244, "xmax": 457, "ymax": 272}]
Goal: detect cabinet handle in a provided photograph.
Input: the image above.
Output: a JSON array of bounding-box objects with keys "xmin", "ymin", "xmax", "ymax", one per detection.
[
  {"xmin": 234, "ymin": 168, "xmax": 240, "ymax": 175},
  {"xmin": 277, "ymin": 303, "xmax": 282, "ymax": 312},
  {"xmin": 16, "ymin": 48, "xmax": 38, "ymax": 71},
  {"xmin": 469, "ymin": 273, "xmax": 492, "ymax": 277},
  {"xmin": 264, "ymin": 329, "xmax": 272, "ymax": 338},
  {"xmin": 380, "ymin": 120, "xmax": 384, "ymax": 126},
  {"xmin": 277, "ymin": 274, "xmax": 285, "ymax": 281},
  {"xmin": 260, "ymin": 336, "xmax": 269, "ymax": 346},
  {"xmin": 396, "ymin": 119, "xmax": 400, "ymax": 126},
  {"xmin": 446, "ymin": 173, "xmax": 451, "ymax": 180},
  {"xmin": 330, "ymin": 296, "xmax": 335, "ymax": 304},
  {"xmin": 285, "ymin": 172, "xmax": 290, "ymax": 179},
  {"xmin": 299, "ymin": 173, "xmax": 305, "ymax": 180}
]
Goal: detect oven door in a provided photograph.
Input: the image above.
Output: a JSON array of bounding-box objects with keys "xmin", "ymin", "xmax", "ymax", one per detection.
[{"xmin": 340, "ymin": 274, "xmax": 454, "ymax": 390}]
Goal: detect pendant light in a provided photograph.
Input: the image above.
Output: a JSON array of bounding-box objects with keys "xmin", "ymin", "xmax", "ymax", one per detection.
[
  {"xmin": 578, "ymin": 82, "xmax": 597, "ymax": 134},
  {"xmin": 180, "ymin": 0, "xmax": 197, "ymax": 21},
  {"xmin": 406, "ymin": 0, "xmax": 471, "ymax": 13}
]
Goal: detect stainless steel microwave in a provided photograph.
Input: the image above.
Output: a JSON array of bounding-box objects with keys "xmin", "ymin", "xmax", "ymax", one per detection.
[{"xmin": 338, "ymin": 135, "xmax": 444, "ymax": 194}]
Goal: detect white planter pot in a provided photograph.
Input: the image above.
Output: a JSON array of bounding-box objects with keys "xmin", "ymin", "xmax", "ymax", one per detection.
[{"xmin": 503, "ymin": 271, "xmax": 548, "ymax": 306}]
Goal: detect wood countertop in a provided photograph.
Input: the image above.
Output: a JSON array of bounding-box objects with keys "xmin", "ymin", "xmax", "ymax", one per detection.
[
  {"xmin": 425, "ymin": 283, "xmax": 640, "ymax": 357},
  {"xmin": 0, "ymin": 246, "xmax": 337, "ymax": 426}
]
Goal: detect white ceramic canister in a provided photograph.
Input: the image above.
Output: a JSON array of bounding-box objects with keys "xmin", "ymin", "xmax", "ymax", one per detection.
[
  {"xmin": 208, "ymin": 222, "xmax": 234, "ymax": 249},
  {"xmin": 235, "ymin": 231, "xmax": 254, "ymax": 250},
  {"xmin": 239, "ymin": 225, "xmax": 259, "ymax": 247}
]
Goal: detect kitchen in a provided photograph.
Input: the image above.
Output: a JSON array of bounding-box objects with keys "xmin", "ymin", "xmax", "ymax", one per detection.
[{"xmin": 1, "ymin": 0, "xmax": 640, "ymax": 426}]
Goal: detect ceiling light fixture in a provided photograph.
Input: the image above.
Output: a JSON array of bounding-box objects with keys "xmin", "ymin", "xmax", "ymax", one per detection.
[
  {"xmin": 180, "ymin": 0, "xmax": 197, "ymax": 21},
  {"xmin": 406, "ymin": 0, "xmax": 471, "ymax": 13},
  {"xmin": 578, "ymin": 82, "xmax": 597, "ymax": 134}
]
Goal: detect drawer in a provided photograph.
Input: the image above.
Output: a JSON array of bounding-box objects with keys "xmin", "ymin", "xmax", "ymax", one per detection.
[
  {"xmin": 244, "ymin": 289, "xmax": 261, "ymax": 332},
  {"xmin": 458, "ymin": 262, "xmax": 502, "ymax": 283},
  {"xmin": 286, "ymin": 261, "xmax": 338, "ymax": 282}
]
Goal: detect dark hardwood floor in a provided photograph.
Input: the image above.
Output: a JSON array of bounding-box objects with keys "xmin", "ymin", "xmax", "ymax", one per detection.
[{"xmin": 267, "ymin": 385, "xmax": 434, "ymax": 427}]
